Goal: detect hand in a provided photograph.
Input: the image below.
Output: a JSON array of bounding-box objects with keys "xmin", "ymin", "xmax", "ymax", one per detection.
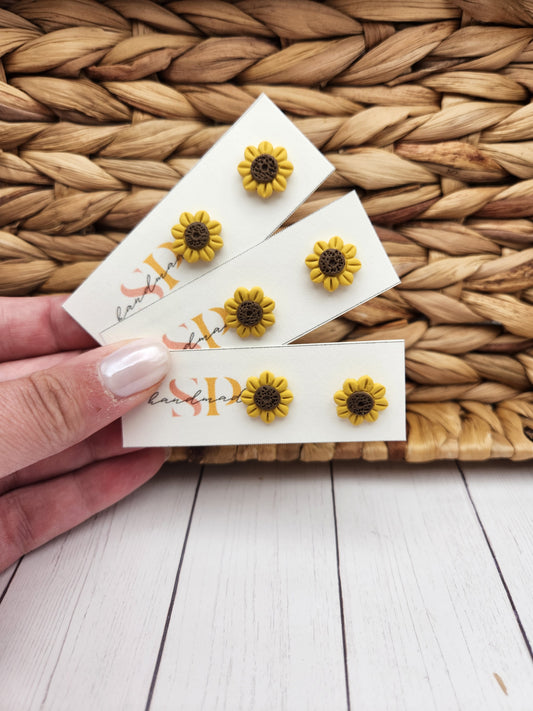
[{"xmin": 0, "ymin": 295, "xmax": 171, "ymax": 572}]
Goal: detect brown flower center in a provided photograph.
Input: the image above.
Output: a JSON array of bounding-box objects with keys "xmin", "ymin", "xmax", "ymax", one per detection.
[
  {"xmin": 250, "ymin": 153, "xmax": 279, "ymax": 183},
  {"xmin": 319, "ymin": 248, "xmax": 346, "ymax": 277},
  {"xmin": 237, "ymin": 300, "xmax": 263, "ymax": 327},
  {"xmin": 346, "ymin": 391, "xmax": 375, "ymax": 416},
  {"xmin": 184, "ymin": 221, "xmax": 210, "ymax": 250},
  {"xmin": 254, "ymin": 385, "xmax": 281, "ymax": 411}
]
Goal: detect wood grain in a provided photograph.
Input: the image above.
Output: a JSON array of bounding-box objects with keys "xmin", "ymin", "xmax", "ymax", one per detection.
[
  {"xmin": 462, "ymin": 460, "xmax": 533, "ymax": 649},
  {"xmin": 333, "ymin": 460, "xmax": 533, "ymax": 710},
  {"xmin": 149, "ymin": 461, "xmax": 348, "ymax": 711},
  {"xmin": 0, "ymin": 465, "xmax": 199, "ymax": 711}
]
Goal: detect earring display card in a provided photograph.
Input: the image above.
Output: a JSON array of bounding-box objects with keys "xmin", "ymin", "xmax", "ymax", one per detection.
[
  {"xmin": 101, "ymin": 192, "xmax": 399, "ymax": 347},
  {"xmin": 63, "ymin": 94, "xmax": 334, "ymax": 342},
  {"xmin": 122, "ymin": 341, "xmax": 406, "ymax": 447}
]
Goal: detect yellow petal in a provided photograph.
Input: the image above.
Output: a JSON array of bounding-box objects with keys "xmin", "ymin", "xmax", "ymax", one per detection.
[
  {"xmin": 210, "ymin": 235, "xmax": 223, "ymax": 249},
  {"xmin": 224, "ymin": 298, "xmax": 237, "ymax": 314},
  {"xmin": 237, "ymin": 324, "xmax": 251, "ymax": 338},
  {"xmin": 246, "ymin": 377, "xmax": 260, "ymax": 393},
  {"xmin": 242, "ymin": 174, "xmax": 257, "ymax": 190},
  {"xmin": 346, "ymin": 259, "xmax": 362, "ymax": 273},
  {"xmin": 194, "ymin": 210, "xmax": 209, "ymax": 223},
  {"xmin": 342, "ymin": 243, "xmax": 357, "ymax": 259},
  {"xmin": 260, "ymin": 410, "xmax": 275, "ymax": 424},
  {"xmin": 272, "ymin": 176, "xmax": 286, "ymax": 192},
  {"xmin": 336, "ymin": 407, "xmax": 350, "ymax": 418},
  {"xmin": 225, "ymin": 314, "xmax": 239, "ymax": 327},
  {"xmin": 372, "ymin": 384, "xmax": 386, "ymax": 399},
  {"xmin": 261, "ymin": 298, "xmax": 275, "ymax": 313},
  {"xmin": 245, "ymin": 145, "xmax": 260, "ymax": 161},
  {"xmin": 324, "ymin": 277, "xmax": 339, "ymax": 292},
  {"xmin": 238, "ymin": 160, "xmax": 252, "ymax": 176},
  {"xmin": 247, "ymin": 404, "xmax": 260, "ymax": 417},
  {"xmin": 184, "ymin": 248, "xmax": 199, "ymax": 263},
  {"xmin": 349, "ymin": 414, "xmax": 364, "ymax": 426},
  {"xmin": 252, "ymin": 323, "xmax": 266, "ymax": 337},
  {"xmin": 277, "ymin": 161, "xmax": 293, "ymax": 176},
  {"xmin": 305, "ymin": 255, "xmax": 319, "ymax": 268},
  {"xmin": 199, "ymin": 246, "xmax": 215, "ymax": 261},
  {"xmin": 258, "ymin": 182, "xmax": 273, "ymax": 199},
  {"xmin": 241, "ymin": 390, "xmax": 255, "ymax": 405},
  {"xmin": 357, "ymin": 375, "xmax": 374, "ymax": 392},
  {"xmin": 314, "ymin": 241, "xmax": 328, "ymax": 256},
  {"xmin": 334, "ymin": 391, "xmax": 347, "ymax": 406},
  {"xmin": 273, "ymin": 146, "xmax": 287, "ymax": 161},
  {"xmin": 329, "ymin": 236, "xmax": 344, "ymax": 250},
  {"xmin": 273, "ymin": 376, "xmax": 287, "ymax": 391},
  {"xmin": 262, "ymin": 312, "xmax": 275, "ymax": 325},
  {"xmin": 274, "ymin": 403, "xmax": 289, "ymax": 417},
  {"xmin": 171, "ymin": 225, "xmax": 185, "ymax": 239},
  {"xmin": 249, "ymin": 286, "xmax": 264, "ymax": 303},
  {"xmin": 179, "ymin": 212, "xmax": 193, "ymax": 227},
  {"xmin": 258, "ymin": 141, "xmax": 273, "ymax": 154},
  {"xmin": 374, "ymin": 398, "xmax": 388, "ymax": 411},
  {"xmin": 171, "ymin": 240, "xmax": 185, "ymax": 255},
  {"xmin": 234, "ymin": 287, "xmax": 249, "ymax": 304},
  {"xmin": 339, "ymin": 271, "xmax": 353, "ymax": 286},
  {"xmin": 365, "ymin": 410, "xmax": 379, "ymax": 422},
  {"xmin": 344, "ymin": 379, "xmax": 358, "ymax": 394},
  {"xmin": 207, "ymin": 220, "xmax": 221, "ymax": 233},
  {"xmin": 260, "ymin": 371, "xmax": 275, "ymax": 386},
  {"xmin": 310, "ymin": 268, "xmax": 324, "ymax": 283},
  {"xmin": 280, "ymin": 391, "xmax": 293, "ymax": 404}
]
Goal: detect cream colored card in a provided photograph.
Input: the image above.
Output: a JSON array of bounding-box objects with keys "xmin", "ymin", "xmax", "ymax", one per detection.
[
  {"xmin": 63, "ymin": 94, "xmax": 333, "ymax": 342},
  {"xmin": 122, "ymin": 341, "xmax": 405, "ymax": 447},
  {"xmin": 101, "ymin": 192, "xmax": 399, "ymax": 347}
]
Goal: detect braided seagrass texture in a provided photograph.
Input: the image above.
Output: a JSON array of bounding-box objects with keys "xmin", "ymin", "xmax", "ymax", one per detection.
[{"xmin": 1, "ymin": 0, "xmax": 533, "ymax": 462}]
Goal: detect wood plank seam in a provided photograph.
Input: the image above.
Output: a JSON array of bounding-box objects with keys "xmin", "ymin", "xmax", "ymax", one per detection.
[{"xmin": 456, "ymin": 460, "xmax": 533, "ymax": 663}]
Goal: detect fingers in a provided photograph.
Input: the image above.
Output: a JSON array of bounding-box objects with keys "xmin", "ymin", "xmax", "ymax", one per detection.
[
  {"xmin": 0, "ymin": 339, "xmax": 170, "ymax": 477},
  {"xmin": 0, "ymin": 350, "xmax": 86, "ymax": 383},
  {"xmin": 0, "ymin": 420, "xmax": 133, "ymax": 495},
  {"xmin": 0, "ymin": 294, "xmax": 96, "ymax": 362},
  {"xmin": 0, "ymin": 448, "xmax": 167, "ymax": 572}
]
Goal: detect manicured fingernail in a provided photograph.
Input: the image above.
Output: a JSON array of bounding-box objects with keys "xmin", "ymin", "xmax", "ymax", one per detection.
[{"xmin": 100, "ymin": 340, "xmax": 170, "ymax": 398}]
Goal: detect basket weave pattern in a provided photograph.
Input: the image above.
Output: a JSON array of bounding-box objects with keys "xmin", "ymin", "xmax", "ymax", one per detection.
[{"xmin": 1, "ymin": 0, "xmax": 533, "ymax": 462}]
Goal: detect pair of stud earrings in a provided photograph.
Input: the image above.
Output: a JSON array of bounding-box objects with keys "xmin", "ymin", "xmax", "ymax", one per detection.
[
  {"xmin": 242, "ymin": 372, "xmax": 389, "ymax": 425},
  {"xmin": 170, "ymin": 140, "xmax": 292, "ymax": 263}
]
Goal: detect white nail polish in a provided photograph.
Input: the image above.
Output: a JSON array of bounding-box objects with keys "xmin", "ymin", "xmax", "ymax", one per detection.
[{"xmin": 100, "ymin": 340, "xmax": 170, "ymax": 398}]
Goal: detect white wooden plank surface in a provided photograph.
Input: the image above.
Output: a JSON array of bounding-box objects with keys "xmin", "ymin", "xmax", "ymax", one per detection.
[
  {"xmin": 462, "ymin": 461, "xmax": 533, "ymax": 651},
  {"xmin": 333, "ymin": 461, "xmax": 533, "ymax": 711},
  {"xmin": 0, "ymin": 463, "xmax": 200, "ymax": 711},
  {"xmin": 149, "ymin": 461, "xmax": 348, "ymax": 711}
]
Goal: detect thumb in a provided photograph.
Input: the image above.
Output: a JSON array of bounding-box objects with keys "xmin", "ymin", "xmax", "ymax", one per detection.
[{"xmin": 0, "ymin": 339, "xmax": 170, "ymax": 477}]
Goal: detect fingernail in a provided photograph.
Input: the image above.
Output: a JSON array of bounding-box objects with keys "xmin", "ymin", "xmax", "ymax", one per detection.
[{"xmin": 100, "ymin": 340, "xmax": 171, "ymax": 398}]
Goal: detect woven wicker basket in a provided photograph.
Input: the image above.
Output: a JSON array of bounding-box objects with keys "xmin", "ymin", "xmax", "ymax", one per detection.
[{"xmin": 1, "ymin": 0, "xmax": 533, "ymax": 463}]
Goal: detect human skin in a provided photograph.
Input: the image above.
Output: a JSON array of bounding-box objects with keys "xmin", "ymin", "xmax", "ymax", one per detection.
[{"xmin": 0, "ymin": 295, "xmax": 171, "ymax": 572}]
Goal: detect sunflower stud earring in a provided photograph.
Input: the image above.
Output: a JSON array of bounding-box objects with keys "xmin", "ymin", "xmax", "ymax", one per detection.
[
  {"xmin": 224, "ymin": 287, "xmax": 275, "ymax": 338},
  {"xmin": 334, "ymin": 376, "xmax": 388, "ymax": 425},
  {"xmin": 171, "ymin": 210, "xmax": 223, "ymax": 263},
  {"xmin": 238, "ymin": 141, "xmax": 293, "ymax": 198},
  {"xmin": 241, "ymin": 371, "xmax": 293, "ymax": 423},
  {"xmin": 305, "ymin": 236, "xmax": 361, "ymax": 292}
]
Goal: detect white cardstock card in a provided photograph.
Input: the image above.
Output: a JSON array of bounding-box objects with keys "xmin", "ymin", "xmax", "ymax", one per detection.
[
  {"xmin": 63, "ymin": 94, "xmax": 333, "ymax": 342},
  {"xmin": 122, "ymin": 341, "xmax": 405, "ymax": 447},
  {"xmin": 101, "ymin": 192, "xmax": 399, "ymax": 348}
]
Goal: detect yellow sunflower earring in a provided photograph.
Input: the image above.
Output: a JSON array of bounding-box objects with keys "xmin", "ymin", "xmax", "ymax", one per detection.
[
  {"xmin": 224, "ymin": 287, "xmax": 275, "ymax": 338},
  {"xmin": 334, "ymin": 376, "xmax": 388, "ymax": 425},
  {"xmin": 171, "ymin": 210, "xmax": 223, "ymax": 263},
  {"xmin": 241, "ymin": 371, "xmax": 293, "ymax": 423},
  {"xmin": 238, "ymin": 141, "xmax": 293, "ymax": 198},
  {"xmin": 305, "ymin": 237, "xmax": 361, "ymax": 292}
]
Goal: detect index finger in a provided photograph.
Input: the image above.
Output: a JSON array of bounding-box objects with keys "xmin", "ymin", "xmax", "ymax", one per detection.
[{"xmin": 0, "ymin": 295, "xmax": 96, "ymax": 362}]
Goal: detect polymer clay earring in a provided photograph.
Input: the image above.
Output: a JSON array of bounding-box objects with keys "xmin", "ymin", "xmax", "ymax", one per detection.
[
  {"xmin": 334, "ymin": 376, "xmax": 388, "ymax": 425},
  {"xmin": 241, "ymin": 371, "xmax": 293, "ymax": 423},
  {"xmin": 171, "ymin": 210, "xmax": 223, "ymax": 263},
  {"xmin": 305, "ymin": 236, "xmax": 361, "ymax": 292},
  {"xmin": 224, "ymin": 287, "xmax": 275, "ymax": 338},
  {"xmin": 238, "ymin": 141, "xmax": 294, "ymax": 199}
]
